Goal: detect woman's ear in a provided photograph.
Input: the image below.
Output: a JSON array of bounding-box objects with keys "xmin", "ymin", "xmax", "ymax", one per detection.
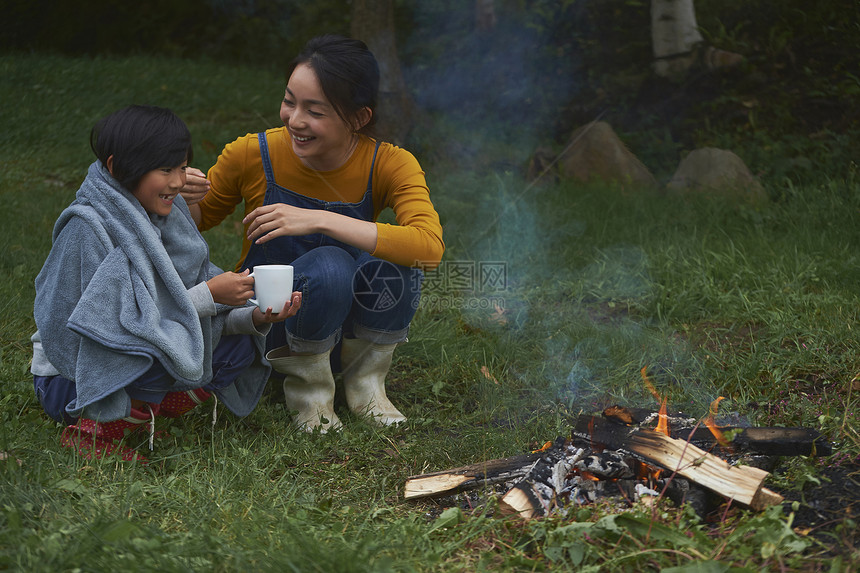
[
  {"xmin": 105, "ymin": 155, "xmax": 115, "ymax": 176},
  {"xmin": 353, "ymin": 107, "xmax": 372, "ymax": 132}
]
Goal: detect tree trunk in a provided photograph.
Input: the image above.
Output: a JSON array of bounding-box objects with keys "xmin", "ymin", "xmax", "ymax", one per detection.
[
  {"xmin": 351, "ymin": 0, "xmax": 414, "ymax": 145},
  {"xmin": 650, "ymin": 0, "xmax": 703, "ymax": 78},
  {"xmin": 475, "ymin": 0, "xmax": 497, "ymax": 31}
]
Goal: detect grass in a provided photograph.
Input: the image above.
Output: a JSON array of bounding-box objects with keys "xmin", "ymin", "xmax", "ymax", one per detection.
[{"xmin": 1, "ymin": 52, "xmax": 859, "ymax": 571}]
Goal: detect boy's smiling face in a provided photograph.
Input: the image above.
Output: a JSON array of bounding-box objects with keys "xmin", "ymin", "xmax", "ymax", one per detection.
[{"xmin": 132, "ymin": 164, "xmax": 188, "ymax": 216}]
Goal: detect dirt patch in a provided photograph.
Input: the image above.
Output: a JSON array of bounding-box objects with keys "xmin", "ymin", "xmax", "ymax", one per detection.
[{"xmin": 774, "ymin": 460, "xmax": 860, "ymax": 560}]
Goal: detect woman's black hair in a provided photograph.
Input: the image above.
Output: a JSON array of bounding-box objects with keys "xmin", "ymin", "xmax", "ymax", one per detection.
[
  {"xmin": 90, "ymin": 105, "xmax": 193, "ymax": 191},
  {"xmin": 288, "ymin": 35, "xmax": 380, "ymax": 133}
]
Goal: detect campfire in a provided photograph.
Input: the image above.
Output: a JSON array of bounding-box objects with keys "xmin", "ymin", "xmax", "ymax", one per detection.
[{"xmin": 404, "ymin": 378, "xmax": 830, "ymax": 519}]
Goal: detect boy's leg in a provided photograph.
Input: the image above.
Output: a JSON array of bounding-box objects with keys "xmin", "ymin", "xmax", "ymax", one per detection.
[
  {"xmin": 61, "ymin": 407, "xmax": 154, "ymax": 463},
  {"xmin": 57, "ymin": 362, "xmax": 172, "ymax": 462},
  {"xmin": 161, "ymin": 334, "xmax": 256, "ymax": 417},
  {"xmin": 33, "ymin": 375, "xmax": 78, "ymax": 425}
]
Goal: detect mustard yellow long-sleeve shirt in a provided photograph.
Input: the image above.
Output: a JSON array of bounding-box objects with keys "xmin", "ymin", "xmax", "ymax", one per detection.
[{"xmin": 198, "ymin": 127, "xmax": 444, "ymax": 271}]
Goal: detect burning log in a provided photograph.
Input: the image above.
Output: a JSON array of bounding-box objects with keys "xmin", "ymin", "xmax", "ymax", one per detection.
[
  {"xmin": 494, "ymin": 430, "xmax": 783, "ymax": 518},
  {"xmin": 579, "ymin": 410, "xmax": 831, "ymax": 457},
  {"xmin": 730, "ymin": 427, "xmax": 831, "ymax": 456},
  {"xmin": 403, "ymin": 405, "xmax": 815, "ymax": 518}
]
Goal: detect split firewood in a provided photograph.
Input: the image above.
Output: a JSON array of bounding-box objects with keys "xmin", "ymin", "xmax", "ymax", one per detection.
[
  {"xmin": 625, "ymin": 430, "xmax": 783, "ymax": 510},
  {"xmin": 404, "ymin": 451, "xmax": 543, "ymax": 500}
]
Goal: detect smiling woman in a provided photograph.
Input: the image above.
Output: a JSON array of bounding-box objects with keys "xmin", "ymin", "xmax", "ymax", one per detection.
[
  {"xmin": 30, "ymin": 104, "xmax": 302, "ymax": 462},
  {"xmin": 280, "ymin": 63, "xmax": 367, "ymax": 172},
  {"xmin": 180, "ymin": 35, "xmax": 445, "ymax": 434}
]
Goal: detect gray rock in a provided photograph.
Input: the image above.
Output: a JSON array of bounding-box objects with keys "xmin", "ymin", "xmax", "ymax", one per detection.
[
  {"xmin": 667, "ymin": 147, "xmax": 767, "ymax": 203},
  {"xmin": 558, "ymin": 121, "xmax": 658, "ymax": 188}
]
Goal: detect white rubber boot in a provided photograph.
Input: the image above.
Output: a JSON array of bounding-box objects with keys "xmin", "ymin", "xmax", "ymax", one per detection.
[
  {"xmin": 267, "ymin": 347, "xmax": 342, "ymax": 433},
  {"xmin": 340, "ymin": 338, "xmax": 406, "ymax": 426}
]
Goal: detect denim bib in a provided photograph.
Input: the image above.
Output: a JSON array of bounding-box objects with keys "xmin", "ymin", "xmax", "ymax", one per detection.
[{"xmin": 241, "ymin": 132, "xmax": 380, "ymax": 271}]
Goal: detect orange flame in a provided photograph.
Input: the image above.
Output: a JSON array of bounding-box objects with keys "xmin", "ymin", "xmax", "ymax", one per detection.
[
  {"xmin": 531, "ymin": 440, "xmax": 553, "ymax": 453},
  {"xmin": 709, "ymin": 396, "xmax": 725, "ymax": 417},
  {"xmin": 655, "ymin": 399, "xmax": 669, "ymax": 436},
  {"xmin": 480, "ymin": 365, "xmax": 499, "ymax": 384},
  {"xmin": 704, "ymin": 396, "xmax": 733, "ymax": 450},
  {"xmin": 640, "ymin": 366, "xmax": 661, "ymax": 402},
  {"xmin": 642, "ymin": 366, "xmax": 670, "ymax": 436},
  {"xmin": 579, "ymin": 470, "xmax": 600, "ymax": 481},
  {"xmin": 634, "ymin": 459, "xmax": 663, "ymax": 482}
]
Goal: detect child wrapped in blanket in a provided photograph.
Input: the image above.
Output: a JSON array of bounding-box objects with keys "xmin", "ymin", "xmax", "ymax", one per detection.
[{"xmin": 31, "ymin": 105, "xmax": 301, "ymax": 462}]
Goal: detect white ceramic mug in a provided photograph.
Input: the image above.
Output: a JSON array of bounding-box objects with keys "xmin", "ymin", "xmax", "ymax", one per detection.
[{"xmin": 249, "ymin": 264, "xmax": 294, "ymax": 314}]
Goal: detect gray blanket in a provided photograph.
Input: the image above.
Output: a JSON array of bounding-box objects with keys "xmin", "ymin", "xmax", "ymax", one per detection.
[{"xmin": 34, "ymin": 161, "xmax": 269, "ymax": 420}]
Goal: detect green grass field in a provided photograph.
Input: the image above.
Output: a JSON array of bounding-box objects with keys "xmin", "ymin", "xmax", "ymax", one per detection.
[{"xmin": 1, "ymin": 53, "xmax": 858, "ymax": 571}]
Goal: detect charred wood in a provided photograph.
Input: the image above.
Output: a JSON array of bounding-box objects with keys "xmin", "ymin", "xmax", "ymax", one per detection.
[
  {"xmin": 575, "ymin": 451, "xmax": 634, "ymax": 480},
  {"xmin": 575, "ymin": 414, "xmax": 831, "ymax": 456},
  {"xmin": 498, "ymin": 437, "xmax": 573, "ymax": 518},
  {"xmin": 662, "ymin": 477, "xmax": 712, "ymax": 518}
]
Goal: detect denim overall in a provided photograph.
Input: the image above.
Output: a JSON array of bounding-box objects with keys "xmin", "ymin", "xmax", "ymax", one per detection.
[{"xmin": 242, "ymin": 132, "xmax": 422, "ymax": 355}]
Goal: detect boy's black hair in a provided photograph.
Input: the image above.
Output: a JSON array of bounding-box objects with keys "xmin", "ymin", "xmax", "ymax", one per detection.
[
  {"xmin": 90, "ymin": 105, "xmax": 193, "ymax": 191},
  {"xmin": 289, "ymin": 35, "xmax": 380, "ymax": 133}
]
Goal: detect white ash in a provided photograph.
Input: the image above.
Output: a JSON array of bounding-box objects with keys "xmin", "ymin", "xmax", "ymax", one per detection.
[
  {"xmin": 569, "ymin": 476, "xmax": 602, "ymax": 505},
  {"xmin": 640, "ymin": 412, "xmax": 698, "ymax": 428},
  {"xmin": 552, "ymin": 447, "xmax": 585, "ymax": 494},
  {"xmin": 531, "ymin": 481, "xmax": 556, "ymax": 514},
  {"xmin": 635, "ymin": 483, "xmax": 661, "ymax": 498}
]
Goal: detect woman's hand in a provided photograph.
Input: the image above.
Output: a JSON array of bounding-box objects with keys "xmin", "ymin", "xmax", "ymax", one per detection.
[
  {"xmin": 252, "ymin": 291, "xmax": 302, "ymax": 326},
  {"xmin": 243, "ymin": 203, "xmax": 322, "ymax": 244},
  {"xmin": 243, "ymin": 203, "xmax": 378, "ymax": 252},
  {"xmin": 180, "ymin": 167, "xmax": 210, "ymax": 205},
  {"xmin": 206, "ymin": 270, "xmax": 255, "ymax": 306}
]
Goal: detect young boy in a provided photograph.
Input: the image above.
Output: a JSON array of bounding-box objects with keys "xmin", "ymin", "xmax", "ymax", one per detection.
[{"xmin": 31, "ymin": 105, "xmax": 301, "ymax": 461}]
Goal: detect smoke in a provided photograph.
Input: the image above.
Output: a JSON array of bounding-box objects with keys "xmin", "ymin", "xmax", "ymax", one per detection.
[
  {"xmin": 402, "ymin": 2, "xmax": 585, "ymax": 156},
  {"xmin": 541, "ymin": 244, "xmax": 714, "ymax": 412},
  {"xmin": 400, "ymin": 4, "xmax": 715, "ymax": 414}
]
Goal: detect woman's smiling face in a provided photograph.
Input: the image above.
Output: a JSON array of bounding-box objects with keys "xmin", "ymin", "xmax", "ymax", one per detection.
[{"xmin": 279, "ymin": 63, "xmax": 358, "ymax": 171}]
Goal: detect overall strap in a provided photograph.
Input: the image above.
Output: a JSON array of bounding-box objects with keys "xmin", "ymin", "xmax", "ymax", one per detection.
[{"xmin": 257, "ymin": 132, "xmax": 276, "ymax": 186}]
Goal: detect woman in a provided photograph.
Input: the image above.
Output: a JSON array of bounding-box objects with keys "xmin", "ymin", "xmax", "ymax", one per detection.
[
  {"xmin": 182, "ymin": 35, "xmax": 444, "ymax": 432},
  {"xmin": 32, "ymin": 105, "xmax": 301, "ymax": 461}
]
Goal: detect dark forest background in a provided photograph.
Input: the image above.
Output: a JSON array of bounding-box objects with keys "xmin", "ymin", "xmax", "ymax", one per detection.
[{"xmin": 4, "ymin": 0, "xmax": 859, "ymax": 183}]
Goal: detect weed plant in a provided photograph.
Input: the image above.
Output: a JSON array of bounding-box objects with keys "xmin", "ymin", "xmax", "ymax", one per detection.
[{"xmin": 1, "ymin": 53, "xmax": 858, "ymax": 571}]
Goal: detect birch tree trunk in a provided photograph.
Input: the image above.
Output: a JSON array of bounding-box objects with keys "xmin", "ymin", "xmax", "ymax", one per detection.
[
  {"xmin": 650, "ymin": 0, "xmax": 703, "ymax": 78},
  {"xmin": 351, "ymin": 0, "xmax": 414, "ymax": 145}
]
